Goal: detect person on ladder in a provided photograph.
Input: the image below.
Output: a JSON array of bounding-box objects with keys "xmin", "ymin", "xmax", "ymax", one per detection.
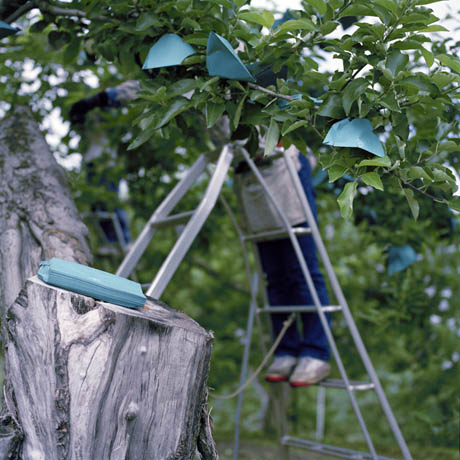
[{"xmin": 234, "ymin": 140, "xmax": 332, "ymax": 387}]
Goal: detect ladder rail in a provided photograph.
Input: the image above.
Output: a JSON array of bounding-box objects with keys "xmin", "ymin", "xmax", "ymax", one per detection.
[
  {"xmin": 283, "ymin": 152, "xmax": 413, "ymax": 460},
  {"xmin": 116, "ymin": 154, "xmax": 209, "ymax": 278},
  {"xmin": 147, "ymin": 147, "xmax": 234, "ymax": 297},
  {"xmin": 240, "ymin": 149, "xmax": 379, "ymax": 460},
  {"xmin": 232, "ymin": 273, "xmax": 259, "ymax": 460}
]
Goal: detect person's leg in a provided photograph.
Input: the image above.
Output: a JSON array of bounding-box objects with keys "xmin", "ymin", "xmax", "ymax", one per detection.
[
  {"xmin": 257, "ymin": 238, "xmax": 301, "ymax": 357},
  {"xmin": 115, "ymin": 207, "xmax": 131, "ymax": 245}
]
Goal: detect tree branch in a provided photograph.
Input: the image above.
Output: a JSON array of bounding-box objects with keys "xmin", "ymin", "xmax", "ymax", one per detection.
[
  {"xmin": 400, "ymin": 178, "xmax": 443, "ymax": 202},
  {"xmin": 5, "ymin": 0, "xmax": 35, "ymax": 23},
  {"xmin": 248, "ymin": 82, "xmax": 295, "ymax": 101},
  {"xmin": 37, "ymin": 1, "xmax": 85, "ymax": 18},
  {"xmin": 36, "ymin": 1, "xmax": 115, "ymax": 22}
]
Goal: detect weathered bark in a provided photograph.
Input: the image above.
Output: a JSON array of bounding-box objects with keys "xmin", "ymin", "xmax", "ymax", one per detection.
[
  {"xmin": 0, "ymin": 106, "xmax": 91, "ymax": 312},
  {"xmin": 0, "ymin": 107, "xmax": 218, "ymax": 459}
]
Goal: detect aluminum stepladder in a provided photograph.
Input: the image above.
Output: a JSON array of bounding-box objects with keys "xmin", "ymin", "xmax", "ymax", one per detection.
[{"xmin": 114, "ymin": 144, "xmax": 412, "ymax": 460}]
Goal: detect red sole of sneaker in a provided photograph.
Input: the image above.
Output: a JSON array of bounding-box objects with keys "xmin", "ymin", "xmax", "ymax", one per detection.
[
  {"xmin": 265, "ymin": 376, "xmax": 289, "ymax": 383},
  {"xmin": 289, "ymin": 382, "xmax": 314, "ymax": 387}
]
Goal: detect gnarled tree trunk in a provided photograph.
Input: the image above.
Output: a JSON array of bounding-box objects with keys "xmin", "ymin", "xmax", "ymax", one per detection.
[{"xmin": 0, "ymin": 107, "xmax": 217, "ymax": 459}]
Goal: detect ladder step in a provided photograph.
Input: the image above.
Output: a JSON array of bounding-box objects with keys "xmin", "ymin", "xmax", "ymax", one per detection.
[
  {"xmin": 281, "ymin": 436, "xmax": 396, "ymax": 460},
  {"xmin": 319, "ymin": 379, "xmax": 375, "ymax": 391},
  {"xmin": 243, "ymin": 226, "xmax": 311, "ymax": 242},
  {"xmin": 257, "ymin": 305, "xmax": 342, "ymax": 313},
  {"xmin": 150, "ymin": 210, "xmax": 195, "ymax": 228}
]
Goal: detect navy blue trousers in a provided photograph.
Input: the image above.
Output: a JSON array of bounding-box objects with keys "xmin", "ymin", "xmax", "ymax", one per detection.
[{"xmin": 257, "ymin": 153, "xmax": 331, "ymax": 361}]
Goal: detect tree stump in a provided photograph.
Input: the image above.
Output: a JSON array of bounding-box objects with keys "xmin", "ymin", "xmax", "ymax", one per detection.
[
  {"xmin": 0, "ymin": 107, "xmax": 218, "ymax": 459},
  {"xmin": 4, "ymin": 276, "xmax": 214, "ymax": 459}
]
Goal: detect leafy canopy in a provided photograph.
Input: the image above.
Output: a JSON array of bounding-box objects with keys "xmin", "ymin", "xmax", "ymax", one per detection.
[{"xmin": 1, "ymin": 0, "xmax": 459, "ymax": 218}]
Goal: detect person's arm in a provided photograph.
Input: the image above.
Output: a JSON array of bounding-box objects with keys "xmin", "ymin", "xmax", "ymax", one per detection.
[{"xmin": 69, "ymin": 80, "xmax": 140, "ymax": 124}]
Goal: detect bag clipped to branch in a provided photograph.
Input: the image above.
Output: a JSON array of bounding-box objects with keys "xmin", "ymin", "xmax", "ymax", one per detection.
[{"xmin": 38, "ymin": 258, "xmax": 146, "ymax": 308}]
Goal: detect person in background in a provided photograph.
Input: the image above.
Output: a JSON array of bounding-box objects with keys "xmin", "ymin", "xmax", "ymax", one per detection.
[
  {"xmin": 69, "ymin": 81, "xmax": 140, "ymax": 248},
  {"xmin": 234, "ymin": 140, "xmax": 331, "ymax": 387}
]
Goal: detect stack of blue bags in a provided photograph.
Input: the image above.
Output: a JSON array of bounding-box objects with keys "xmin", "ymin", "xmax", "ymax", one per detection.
[{"xmin": 38, "ymin": 258, "xmax": 146, "ymax": 309}]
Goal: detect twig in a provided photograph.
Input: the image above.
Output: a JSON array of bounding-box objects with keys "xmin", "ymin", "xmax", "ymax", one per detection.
[
  {"xmin": 339, "ymin": 64, "xmax": 367, "ymax": 91},
  {"xmin": 37, "ymin": 1, "xmax": 114, "ymax": 22},
  {"xmin": 415, "ymin": 151, "xmax": 437, "ymax": 166},
  {"xmin": 248, "ymin": 82, "xmax": 295, "ymax": 101},
  {"xmin": 400, "ymin": 178, "xmax": 443, "ymax": 202},
  {"xmin": 5, "ymin": 0, "xmax": 36, "ymax": 23}
]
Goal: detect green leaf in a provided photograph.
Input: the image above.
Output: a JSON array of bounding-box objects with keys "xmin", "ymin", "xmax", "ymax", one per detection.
[
  {"xmin": 357, "ymin": 156, "xmax": 391, "ymax": 167},
  {"xmin": 127, "ymin": 127, "xmax": 156, "ymax": 150},
  {"xmin": 403, "ymin": 187, "xmax": 419, "ymax": 220},
  {"xmin": 408, "ymin": 166, "xmax": 432, "ymax": 182},
  {"xmin": 438, "ymin": 54, "xmax": 460, "ymax": 74},
  {"xmin": 156, "ymin": 99, "xmax": 190, "ymax": 129},
  {"xmin": 275, "ymin": 19, "xmax": 316, "ymax": 34},
  {"xmin": 48, "ymin": 31, "xmax": 71, "ymax": 50},
  {"xmin": 432, "ymin": 167, "xmax": 456, "ymax": 183},
  {"xmin": 374, "ymin": 0, "xmax": 398, "ymax": 15},
  {"xmin": 63, "ymin": 38, "xmax": 80, "ymax": 65},
  {"xmin": 361, "ymin": 172, "xmax": 384, "ymax": 190},
  {"xmin": 136, "ymin": 13, "xmax": 162, "ymax": 31},
  {"xmin": 30, "ymin": 20, "xmax": 49, "ymax": 34},
  {"xmin": 233, "ymin": 95, "xmax": 246, "ymax": 129},
  {"xmin": 380, "ymin": 92, "xmax": 400, "ymax": 112},
  {"xmin": 181, "ymin": 54, "xmax": 206, "ymax": 65},
  {"xmin": 206, "ymin": 102, "xmax": 226, "ymax": 128},
  {"xmin": 318, "ymin": 94, "xmax": 345, "ymax": 118},
  {"xmin": 420, "ymin": 46, "xmax": 434, "ymax": 67},
  {"xmin": 400, "ymin": 75, "xmax": 438, "ymax": 93},
  {"xmin": 328, "ymin": 165, "xmax": 347, "ymax": 182},
  {"xmin": 343, "ymin": 78, "xmax": 368, "ymax": 116},
  {"xmin": 169, "ymin": 79, "xmax": 200, "ymax": 97},
  {"xmin": 264, "ymin": 119, "xmax": 280, "ymax": 156},
  {"xmin": 304, "ymin": 0, "xmax": 327, "ymax": 15},
  {"xmin": 282, "ymin": 120, "xmax": 308, "ymax": 136},
  {"xmin": 320, "ymin": 21, "xmax": 339, "ymax": 35},
  {"xmin": 337, "ymin": 182, "xmax": 358, "ymax": 219},
  {"xmin": 239, "ymin": 10, "xmax": 274, "ymax": 28},
  {"xmin": 386, "ymin": 49, "xmax": 409, "ymax": 77},
  {"xmin": 448, "ymin": 197, "xmax": 460, "ymax": 212},
  {"xmin": 138, "ymin": 112, "xmax": 156, "ymax": 131},
  {"xmin": 200, "ymin": 76, "xmax": 220, "ymax": 91},
  {"xmin": 432, "ymin": 72, "xmax": 459, "ymax": 89},
  {"xmin": 391, "ymin": 111, "xmax": 409, "ymax": 140},
  {"xmin": 419, "ymin": 25, "xmax": 448, "ymax": 32}
]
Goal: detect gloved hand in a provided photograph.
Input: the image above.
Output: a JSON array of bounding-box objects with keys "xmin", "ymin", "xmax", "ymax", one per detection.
[{"xmin": 69, "ymin": 91, "xmax": 109, "ymax": 124}]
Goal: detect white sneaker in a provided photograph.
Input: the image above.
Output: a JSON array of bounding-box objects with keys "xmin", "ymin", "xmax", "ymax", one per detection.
[
  {"xmin": 289, "ymin": 357, "xmax": 331, "ymax": 387},
  {"xmin": 265, "ymin": 355, "xmax": 297, "ymax": 382}
]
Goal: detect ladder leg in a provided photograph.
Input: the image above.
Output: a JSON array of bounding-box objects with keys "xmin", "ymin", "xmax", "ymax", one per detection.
[
  {"xmin": 283, "ymin": 153, "xmax": 413, "ymax": 460},
  {"xmin": 278, "ymin": 383, "xmax": 291, "ymax": 460},
  {"xmin": 316, "ymin": 386, "xmax": 326, "ymax": 441},
  {"xmin": 116, "ymin": 154, "xmax": 208, "ymax": 277},
  {"xmin": 240, "ymin": 149, "xmax": 379, "ymax": 460},
  {"xmin": 233, "ymin": 273, "xmax": 258, "ymax": 460},
  {"xmin": 147, "ymin": 147, "xmax": 234, "ymax": 298}
]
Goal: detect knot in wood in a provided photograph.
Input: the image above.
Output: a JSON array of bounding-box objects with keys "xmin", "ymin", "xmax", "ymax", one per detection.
[{"xmin": 125, "ymin": 402, "xmax": 139, "ymax": 421}]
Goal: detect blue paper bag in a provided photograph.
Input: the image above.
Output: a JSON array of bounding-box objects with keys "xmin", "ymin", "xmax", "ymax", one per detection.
[{"xmin": 38, "ymin": 258, "xmax": 146, "ymax": 308}]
